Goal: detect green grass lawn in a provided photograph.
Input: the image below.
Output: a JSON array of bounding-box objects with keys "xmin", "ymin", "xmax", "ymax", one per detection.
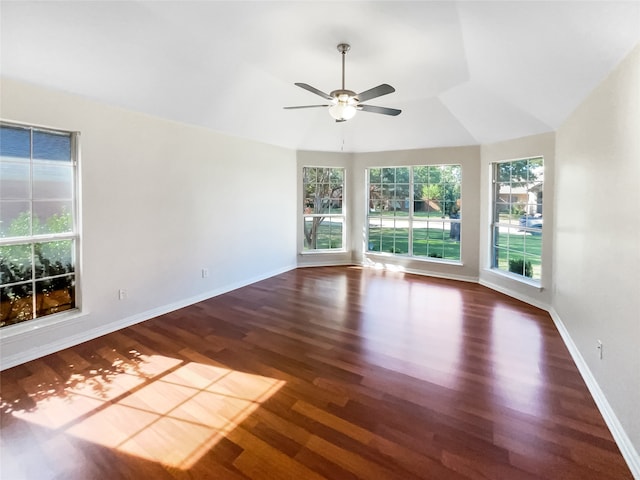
[
  {"xmin": 368, "ymin": 226, "xmax": 460, "ymax": 260},
  {"xmin": 306, "ymin": 220, "xmax": 542, "ymax": 279}
]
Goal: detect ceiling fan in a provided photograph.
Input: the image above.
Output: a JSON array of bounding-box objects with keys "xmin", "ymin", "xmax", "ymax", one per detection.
[{"xmin": 284, "ymin": 43, "xmax": 401, "ymax": 122}]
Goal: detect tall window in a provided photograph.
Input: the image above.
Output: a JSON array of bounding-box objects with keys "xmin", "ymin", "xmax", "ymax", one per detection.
[
  {"xmin": 492, "ymin": 157, "xmax": 543, "ymax": 282},
  {"xmin": 302, "ymin": 167, "xmax": 345, "ymax": 251},
  {"xmin": 367, "ymin": 165, "xmax": 462, "ymax": 260},
  {"xmin": 0, "ymin": 122, "xmax": 79, "ymax": 328}
]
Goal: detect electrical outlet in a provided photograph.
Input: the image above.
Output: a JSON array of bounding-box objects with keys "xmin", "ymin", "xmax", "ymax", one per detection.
[
  {"xmin": 201, "ymin": 268, "xmax": 209, "ymax": 278},
  {"xmin": 118, "ymin": 289, "xmax": 127, "ymax": 300},
  {"xmin": 597, "ymin": 340, "xmax": 603, "ymax": 359}
]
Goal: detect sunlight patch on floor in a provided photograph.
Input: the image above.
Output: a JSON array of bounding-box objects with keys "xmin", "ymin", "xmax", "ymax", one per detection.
[{"xmin": 11, "ymin": 354, "xmax": 285, "ymax": 470}]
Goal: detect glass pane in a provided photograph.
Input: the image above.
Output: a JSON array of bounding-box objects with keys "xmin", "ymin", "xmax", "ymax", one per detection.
[
  {"xmin": 368, "ymin": 217, "xmax": 382, "ymax": 252},
  {"xmin": 412, "ymin": 220, "xmax": 428, "ymax": 257},
  {"xmin": 303, "ymin": 217, "xmax": 315, "ymax": 250},
  {"xmin": 33, "ymin": 201, "xmax": 73, "ymax": 234},
  {"xmin": 528, "ymin": 157, "xmax": 544, "ymax": 182},
  {"xmin": 413, "ymin": 187, "xmax": 428, "ymax": 217},
  {"xmin": 493, "ymin": 226, "xmax": 506, "ymax": 249},
  {"xmin": 0, "ymin": 126, "xmax": 30, "ymax": 161},
  {"xmin": 33, "ymin": 164, "xmax": 73, "ymax": 200},
  {"xmin": 507, "ymin": 228, "xmax": 525, "ymax": 254},
  {"xmin": 0, "ymin": 161, "xmax": 30, "ymax": 199},
  {"xmin": 413, "ymin": 166, "xmax": 429, "ymax": 183},
  {"xmin": 497, "ymin": 163, "xmax": 510, "ymax": 182},
  {"xmin": 511, "ymin": 160, "xmax": 529, "ymax": 182},
  {"xmin": 1, "ymin": 283, "xmax": 34, "ymax": 327},
  {"xmin": 369, "ymin": 198, "xmax": 384, "ymax": 215},
  {"xmin": 426, "ymin": 221, "xmax": 445, "ymax": 259},
  {"xmin": 523, "ymin": 231, "xmax": 542, "ymax": 257},
  {"xmin": 449, "ymin": 220, "xmax": 461, "ymax": 242},
  {"xmin": 33, "ymin": 130, "xmax": 71, "ymax": 162},
  {"xmin": 494, "ymin": 246, "xmax": 506, "ymax": 270},
  {"xmin": 304, "ymin": 216, "xmax": 343, "ymax": 250},
  {"xmin": 0, "ymin": 202, "xmax": 31, "ymax": 237},
  {"xmin": 528, "ymin": 255, "xmax": 542, "ymax": 281},
  {"xmin": 36, "ymin": 275, "xmax": 75, "ymax": 318},
  {"xmin": 508, "ymin": 255, "xmax": 528, "ymax": 277},
  {"xmin": 382, "ymin": 168, "xmax": 395, "ymax": 184},
  {"xmin": 328, "ymin": 197, "xmax": 342, "ymax": 214},
  {"xmin": 394, "ymin": 228, "xmax": 409, "ymax": 254},
  {"xmin": 369, "ymin": 168, "xmax": 381, "ymax": 183},
  {"xmin": 0, "ymin": 244, "xmax": 33, "ymax": 284},
  {"xmin": 443, "ymin": 236, "xmax": 461, "ymax": 260},
  {"xmin": 324, "ymin": 219, "xmax": 343, "ymax": 249},
  {"xmin": 428, "ymin": 166, "xmax": 442, "ymax": 183},
  {"xmin": 444, "ymin": 164, "xmax": 462, "ymax": 183},
  {"xmin": 34, "ymin": 240, "xmax": 74, "ymax": 279},
  {"xmin": 396, "ymin": 167, "xmax": 409, "ymax": 183}
]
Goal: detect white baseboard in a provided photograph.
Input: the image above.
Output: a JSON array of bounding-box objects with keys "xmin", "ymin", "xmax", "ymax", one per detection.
[
  {"xmin": 0, "ymin": 263, "xmax": 297, "ymax": 371},
  {"xmin": 548, "ymin": 307, "xmax": 640, "ymax": 479}
]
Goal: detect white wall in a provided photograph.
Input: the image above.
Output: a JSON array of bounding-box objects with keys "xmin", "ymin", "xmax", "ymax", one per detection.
[
  {"xmin": 555, "ymin": 44, "xmax": 640, "ymax": 465},
  {"xmin": 479, "ymin": 132, "xmax": 556, "ymax": 308},
  {"xmin": 0, "ymin": 78, "xmax": 297, "ymax": 368}
]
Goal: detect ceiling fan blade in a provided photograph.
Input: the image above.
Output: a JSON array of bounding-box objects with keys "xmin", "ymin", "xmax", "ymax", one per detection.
[
  {"xmin": 295, "ymin": 83, "xmax": 334, "ymax": 101},
  {"xmin": 357, "ymin": 84, "xmax": 395, "ymax": 103},
  {"xmin": 284, "ymin": 105, "xmax": 330, "ymax": 110},
  {"xmin": 358, "ymin": 104, "xmax": 402, "ymax": 116}
]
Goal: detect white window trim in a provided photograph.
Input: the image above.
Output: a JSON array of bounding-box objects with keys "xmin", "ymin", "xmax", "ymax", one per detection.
[
  {"xmin": 365, "ymin": 164, "xmax": 462, "ymax": 262},
  {"xmin": 301, "ymin": 166, "xmax": 347, "ymax": 254},
  {"xmin": 490, "ymin": 156, "xmax": 544, "ymax": 285}
]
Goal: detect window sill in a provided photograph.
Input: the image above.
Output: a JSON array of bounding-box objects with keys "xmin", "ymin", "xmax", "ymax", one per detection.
[
  {"xmin": 0, "ymin": 308, "xmax": 86, "ymax": 340},
  {"xmin": 366, "ymin": 251, "xmax": 463, "ymax": 267},
  {"xmin": 300, "ymin": 249, "xmax": 348, "ymax": 255},
  {"xmin": 486, "ymin": 268, "xmax": 543, "ymax": 290}
]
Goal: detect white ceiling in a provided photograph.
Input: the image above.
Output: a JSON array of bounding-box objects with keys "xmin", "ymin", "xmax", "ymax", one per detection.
[{"xmin": 1, "ymin": 1, "xmax": 639, "ymax": 153}]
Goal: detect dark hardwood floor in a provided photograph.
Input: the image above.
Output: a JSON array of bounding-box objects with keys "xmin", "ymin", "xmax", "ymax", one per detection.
[{"xmin": 0, "ymin": 266, "xmax": 632, "ymax": 479}]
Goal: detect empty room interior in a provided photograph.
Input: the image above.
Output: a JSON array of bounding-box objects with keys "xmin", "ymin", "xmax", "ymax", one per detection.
[{"xmin": 1, "ymin": 1, "xmax": 639, "ymax": 479}]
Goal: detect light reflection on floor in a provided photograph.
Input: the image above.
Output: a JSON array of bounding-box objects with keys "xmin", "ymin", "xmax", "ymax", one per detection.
[
  {"xmin": 490, "ymin": 304, "xmax": 544, "ymax": 414},
  {"xmin": 11, "ymin": 354, "xmax": 285, "ymax": 470}
]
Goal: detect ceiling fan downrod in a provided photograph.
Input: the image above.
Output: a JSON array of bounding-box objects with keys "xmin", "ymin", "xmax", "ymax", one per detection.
[{"xmin": 337, "ymin": 43, "xmax": 350, "ymax": 91}]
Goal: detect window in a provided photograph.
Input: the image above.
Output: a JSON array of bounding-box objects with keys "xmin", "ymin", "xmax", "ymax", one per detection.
[
  {"xmin": 491, "ymin": 157, "xmax": 543, "ymax": 282},
  {"xmin": 1, "ymin": 122, "xmax": 79, "ymax": 328},
  {"xmin": 367, "ymin": 165, "xmax": 462, "ymax": 261},
  {"xmin": 302, "ymin": 167, "xmax": 344, "ymax": 251}
]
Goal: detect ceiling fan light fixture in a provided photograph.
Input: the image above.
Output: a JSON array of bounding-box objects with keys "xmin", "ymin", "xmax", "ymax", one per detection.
[{"xmin": 329, "ymin": 94, "xmax": 358, "ymax": 122}]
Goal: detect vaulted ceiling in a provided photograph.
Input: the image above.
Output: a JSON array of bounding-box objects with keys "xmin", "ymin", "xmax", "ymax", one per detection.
[{"xmin": 1, "ymin": 1, "xmax": 639, "ymax": 152}]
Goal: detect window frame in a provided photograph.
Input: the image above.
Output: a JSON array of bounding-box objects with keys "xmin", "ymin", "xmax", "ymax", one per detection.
[
  {"xmin": 301, "ymin": 166, "xmax": 346, "ymax": 253},
  {"xmin": 0, "ymin": 121, "xmax": 81, "ymax": 330},
  {"xmin": 490, "ymin": 156, "xmax": 544, "ymax": 284},
  {"xmin": 365, "ymin": 164, "xmax": 462, "ymax": 263}
]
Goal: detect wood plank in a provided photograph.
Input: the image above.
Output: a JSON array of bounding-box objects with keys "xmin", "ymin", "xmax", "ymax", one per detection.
[{"xmin": 0, "ymin": 266, "xmax": 633, "ymax": 479}]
